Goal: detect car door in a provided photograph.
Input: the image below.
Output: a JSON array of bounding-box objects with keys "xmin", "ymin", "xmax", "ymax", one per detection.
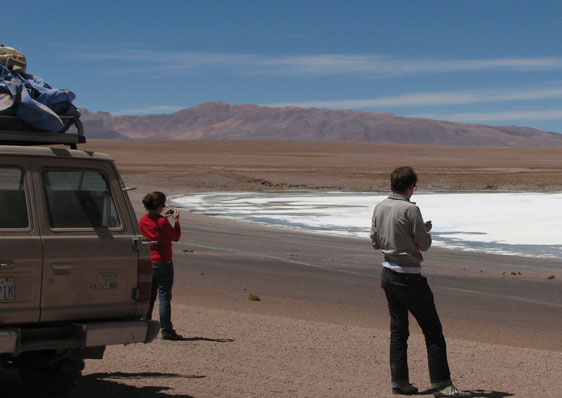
[
  {"xmin": 31, "ymin": 157, "xmax": 140, "ymax": 322},
  {"xmin": 0, "ymin": 157, "xmax": 42, "ymax": 324}
]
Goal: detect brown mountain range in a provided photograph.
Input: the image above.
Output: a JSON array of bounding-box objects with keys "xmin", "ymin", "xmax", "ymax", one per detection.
[{"xmin": 80, "ymin": 101, "xmax": 562, "ymax": 147}]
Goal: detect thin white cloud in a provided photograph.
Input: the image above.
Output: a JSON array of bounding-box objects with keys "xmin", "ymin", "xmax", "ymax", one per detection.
[
  {"xmin": 113, "ymin": 105, "xmax": 185, "ymax": 116},
  {"xmin": 266, "ymin": 86, "xmax": 562, "ymax": 126},
  {"xmin": 73, "ymin": 50, "xmax": 562, "ymax": 77},
  {"xmin": 413, "ymin": 109, "xmax": 562, "ymax": 124},
  {"xmin": 113, "ymin": 86, "xmax": 562, "ymax": 119},
  {"xmin": 273, "ymin": 55, "xmax": 562, "ymax": 76},
  {"xmin": 266, "ymin": 86, "xmax": 562, "ymax": 109}
]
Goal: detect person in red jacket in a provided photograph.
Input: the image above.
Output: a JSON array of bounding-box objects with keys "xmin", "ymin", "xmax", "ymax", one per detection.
[{"xmin": 139, "ymin": 191, "xmax": 183, "ymax": 340}]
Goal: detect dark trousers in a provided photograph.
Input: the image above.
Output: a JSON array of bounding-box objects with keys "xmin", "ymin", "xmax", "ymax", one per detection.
[
  {"xmin": 144, "ymin": 262, "xmax": 175, "ymax": 337},
  {"xmin": 381, "ymin": 267, "xmax": 451, "ymax": 388}
]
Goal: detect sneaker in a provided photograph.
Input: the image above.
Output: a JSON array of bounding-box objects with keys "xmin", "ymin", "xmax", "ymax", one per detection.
[
  {"xmin": 433, "ymin": 384, "xmax": 471, "ymax": 397},
  {"xmin": 162, "ymin": 332, "xmax": 184, "ymax": 341},
  {"xmin": 392, "ymin": 382, "xmax": 419, "ymax": 395}
]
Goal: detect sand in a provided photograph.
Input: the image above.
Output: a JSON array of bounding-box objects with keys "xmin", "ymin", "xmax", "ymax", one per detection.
[
  {"xmin": 74, "ymin": 306, "xmax": 562, "ymax": 398},
  {"xmin": 4, "ymin": 140, "xmax": 561, "ymax": 397},
  {"xmin": 81, "ymin": 139, "xmax": 562, "ymax": 193}
]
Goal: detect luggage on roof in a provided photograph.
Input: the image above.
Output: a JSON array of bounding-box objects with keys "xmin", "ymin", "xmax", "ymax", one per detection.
[
  {"xmin": 0, "ymin": 44, "xmax": 27, "ymax": 72},
  {"xmin": 0, "ymin": 44, "xmax": 85, "ymax": 148}
]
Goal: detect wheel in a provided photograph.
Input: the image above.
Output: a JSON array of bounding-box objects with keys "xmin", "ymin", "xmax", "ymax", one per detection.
[{"xmin": 18, "ymin": 354, "xmax": 85, "ymax": 396}]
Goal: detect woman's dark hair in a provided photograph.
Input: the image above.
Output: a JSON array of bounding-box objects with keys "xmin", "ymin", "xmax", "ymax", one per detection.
[
  {"xmin": 390, "ymin": 166, "xmax": 418, "ymax": 193},
  {"xmin": 142, "ymin": 191, "xmax": 166, "ymax": 211}
]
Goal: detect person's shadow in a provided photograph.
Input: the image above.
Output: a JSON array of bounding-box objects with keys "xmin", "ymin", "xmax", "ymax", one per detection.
[
  {"xmin": 419, "ymin": 388, "xmax": 514, "ymax": 397},
  {"xmin": 173, "ymin": 336, "xmax": 235, "ymax": 342},
  {"xmin": 469, "ymin": 391, "xmax": 514, "ymax": 398}
]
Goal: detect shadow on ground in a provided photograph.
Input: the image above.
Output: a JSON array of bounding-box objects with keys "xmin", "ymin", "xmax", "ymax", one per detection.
[
  {"xmin": 0, "ymin": 371, "xmax": 203, "ymax": 398},
  {"xmin": 180, "ymin": 336, "xmax": 235, "ymax": 343},
  {"xmin": 0, "ymin": 336, "xmax": 234, "ymax": 397},
  {"xmin": 469, "ymin": 390, "xmax": 514, "ymax": 398},
  {"xmin": 418, "ymin": 388, "xmax": 514, "ymax": 397}
]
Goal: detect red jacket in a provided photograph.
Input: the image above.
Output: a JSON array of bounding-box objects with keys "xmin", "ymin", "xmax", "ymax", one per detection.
[{"xmin": 139, "ymin": 214, "xmax": 181, "ymax": 263}]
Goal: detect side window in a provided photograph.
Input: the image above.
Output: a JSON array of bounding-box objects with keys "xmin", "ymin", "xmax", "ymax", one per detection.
[
  {"xmin": 43, "ymin": 169, "xmax": 121, "ymax": 229},
  {"xmin": 0, "ymin": 168, "xmax": 29, "ymax": 229}
]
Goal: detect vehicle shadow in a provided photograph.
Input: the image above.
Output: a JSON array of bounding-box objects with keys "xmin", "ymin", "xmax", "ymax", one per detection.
[
  {"xmin": 71, "ymin": 371, "xmax": 205, "ymax": 397},
  {"xmin": 0, "ymin": 370, "xmax": 203, "ymax": 398}
]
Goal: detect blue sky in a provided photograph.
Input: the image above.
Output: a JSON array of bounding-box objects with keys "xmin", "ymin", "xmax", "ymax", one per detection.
[{"xmin": 5, "ymin": 0, "xmax": 562, "ymax": 133}]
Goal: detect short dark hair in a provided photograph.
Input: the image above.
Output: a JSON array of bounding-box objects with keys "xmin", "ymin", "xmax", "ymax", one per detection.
[
  {"xmin": 390, "ymin": 166, "xmax": 418, "ymax": 193},
  {"xmin": 142, "ymin": 191, "xmax": 166, "ymax": 211}
]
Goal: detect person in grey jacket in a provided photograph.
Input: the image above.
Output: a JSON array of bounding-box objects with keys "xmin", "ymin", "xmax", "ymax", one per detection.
[{"xmin": 371, "ymin": 166, "xmax": 470, "ymax": 398}]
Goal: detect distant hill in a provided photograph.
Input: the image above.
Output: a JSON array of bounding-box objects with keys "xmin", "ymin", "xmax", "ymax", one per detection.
[{"xmin": 80, "ymin": 102, "xmax": 562, "ymax": 147}]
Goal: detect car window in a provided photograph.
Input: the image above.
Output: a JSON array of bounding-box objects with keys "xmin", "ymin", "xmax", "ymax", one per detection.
[
  {"xmin": 44, "ymin": 169, "xmax": 121, "ymax": 229},
  {"xmin": 0, "ymin": 168, "xmax": 29, "ymax": 229}
]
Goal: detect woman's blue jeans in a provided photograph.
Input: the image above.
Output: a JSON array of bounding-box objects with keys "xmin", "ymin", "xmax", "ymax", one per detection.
[
  {"xmin": 381, "ymin": 267, "xmax": 451, "ymax": 389},
  {"xmin": 144, "ymin": 262, "xmax": 175, "ymax": 337}
]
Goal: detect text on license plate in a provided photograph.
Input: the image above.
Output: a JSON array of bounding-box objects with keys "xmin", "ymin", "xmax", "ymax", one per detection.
[{"xmin": 0, "ymin": 278, "xmax": 15, "ymax": 301}]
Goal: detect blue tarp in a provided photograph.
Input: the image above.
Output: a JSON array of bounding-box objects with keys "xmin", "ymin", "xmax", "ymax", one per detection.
[{"xmin": 0, "ymin": 65, "xmax": 80, "ymax": 133}]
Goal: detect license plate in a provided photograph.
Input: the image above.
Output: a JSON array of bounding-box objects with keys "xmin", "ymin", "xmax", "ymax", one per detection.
[{"xmin": 0, "ymin": 278, "xmax": 15, "ymax": 301}]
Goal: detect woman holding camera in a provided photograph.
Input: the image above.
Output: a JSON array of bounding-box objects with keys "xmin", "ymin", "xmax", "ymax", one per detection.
[{"xmin": 139, "ymin": 191, "xmax": 183, "ymax": 341}]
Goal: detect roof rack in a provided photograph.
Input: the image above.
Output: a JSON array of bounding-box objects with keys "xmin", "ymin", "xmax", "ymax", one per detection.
[{"xmin": 0, "ymin": 115, "xmax": 85, "ymax": 149}]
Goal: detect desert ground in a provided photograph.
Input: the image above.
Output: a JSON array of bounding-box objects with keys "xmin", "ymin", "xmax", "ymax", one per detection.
[
  {"xmin": 81, "ymin": 139, "xmax": 562, "ymax": 193},
  {"xmin": 5, "ymin": 140, "xmax": 561, "ymax": 397}
]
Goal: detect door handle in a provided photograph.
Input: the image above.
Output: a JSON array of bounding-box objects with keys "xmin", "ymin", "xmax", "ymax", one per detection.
[
  {"xmin": 51, "ymin": 262, "xmax": 75, "ymax": 273},
  {"xmin": 0, "ymin": 260, "xmax": 15, "ymax": 269},
  {"xmin": 133, "ymin": 238, "xmax": 157, "ymax": 251}
]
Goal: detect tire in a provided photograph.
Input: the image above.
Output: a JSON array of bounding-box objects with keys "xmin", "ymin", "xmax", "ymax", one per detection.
[{"xmin": 18, "ymin": 355, "xmax": 85, "ymax": 396}]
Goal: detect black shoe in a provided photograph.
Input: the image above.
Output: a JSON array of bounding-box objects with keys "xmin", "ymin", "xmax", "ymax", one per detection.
[
  {"xmin": 162, "ymin": 332, "xmax": 184, "ymax": 341},
  {"xmin": 392, "ymin": 382, "xmax": 419, "ymax": 395}
]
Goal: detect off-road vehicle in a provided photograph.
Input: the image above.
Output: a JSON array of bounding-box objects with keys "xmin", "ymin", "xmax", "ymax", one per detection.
[{"xmin": 0, "ymin": 124, "xmax": 159, "ymax": 395}]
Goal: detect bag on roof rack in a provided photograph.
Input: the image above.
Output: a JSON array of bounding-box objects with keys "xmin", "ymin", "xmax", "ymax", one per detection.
[
  {"xmin": 0, "ymin": 44, "xmax": 27, "ymax": 73},
  {"xmin": 0, "ymin": 44, "xmax": 80, "ymax": 135}
]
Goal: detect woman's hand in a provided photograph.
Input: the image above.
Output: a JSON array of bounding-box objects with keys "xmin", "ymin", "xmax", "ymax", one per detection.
[{"xmin": 164, "ymin": 209, "xmax": 180, "ymax": 221}]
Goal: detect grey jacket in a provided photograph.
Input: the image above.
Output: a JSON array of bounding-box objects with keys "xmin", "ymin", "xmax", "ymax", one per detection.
[{"xmin": 370, "ymin": 193, "xmax": 431, "ymax": 268}]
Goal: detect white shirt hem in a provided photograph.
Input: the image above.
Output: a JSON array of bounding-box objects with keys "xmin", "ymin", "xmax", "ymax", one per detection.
[{"xmin": 382, "ymin": 261, "xmax": 421, "ymax": 274}]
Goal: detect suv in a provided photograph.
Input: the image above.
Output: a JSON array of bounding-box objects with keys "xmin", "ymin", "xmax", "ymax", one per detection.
[{"xmin": 0, "ymin": 126, "xmax": 159, "ymax": 395}]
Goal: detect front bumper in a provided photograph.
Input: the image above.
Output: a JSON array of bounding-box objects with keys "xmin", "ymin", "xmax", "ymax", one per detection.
[{"xmin": 0, "ymin": 320, "xmax": 160, "ymax": 354}]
